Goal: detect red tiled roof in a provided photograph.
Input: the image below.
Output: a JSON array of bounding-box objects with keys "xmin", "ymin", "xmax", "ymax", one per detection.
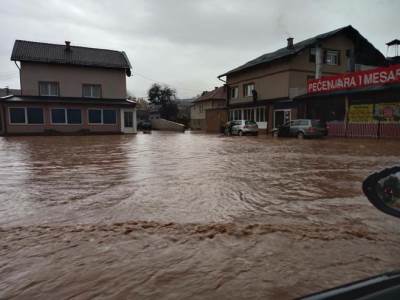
[{"xmin": 194, "ymin": 86, "xmax": 226, "ymax": 102}]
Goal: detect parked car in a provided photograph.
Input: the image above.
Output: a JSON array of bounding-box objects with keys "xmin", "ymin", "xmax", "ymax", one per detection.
[
  {"xmin": 225, "ymin": 120, "xmax": 259, "ymax": 136},
  {"xmin": 137, "ymin": 120, "xmax": 152, "ymax": 130},
  {"xmin": 272, "ymin": 119, "xmax": 327, "ymax": 138}
]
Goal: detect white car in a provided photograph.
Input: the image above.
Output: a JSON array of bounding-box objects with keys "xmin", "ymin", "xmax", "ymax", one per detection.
[{"xmin": 225, "ymin": 120, "xmax": 259, "ymax": 136}]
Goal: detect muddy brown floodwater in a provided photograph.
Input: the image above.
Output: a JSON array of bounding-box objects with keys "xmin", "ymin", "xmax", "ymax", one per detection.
[{"xmin": 0, "ymin": 132, "xmax": 400, "ymax": 299}]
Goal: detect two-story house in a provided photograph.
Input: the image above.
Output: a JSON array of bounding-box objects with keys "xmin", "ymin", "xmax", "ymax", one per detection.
[
  {"xmin": 0, "ymin": 40, "xmax": 136, "ymax": 136},
  {"xmin": 190, "ymin": 86, "xmax": 226, "ymax": 131},
  {"xmin": 218, "ymin": 25, "xmax": 386, "ymax": 132}
]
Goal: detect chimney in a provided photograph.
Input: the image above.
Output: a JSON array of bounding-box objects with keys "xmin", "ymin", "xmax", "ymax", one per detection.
[
  {"xmin": 65, "ymin": 41, "xmax": 71, "ymax": 51},
  {"xmin": 287, "ymin": 37, "xmax": 294, "ymax": 49}
]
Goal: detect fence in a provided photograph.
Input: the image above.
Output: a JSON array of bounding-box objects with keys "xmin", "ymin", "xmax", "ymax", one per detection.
[
  {"xmin": 379, "ymin": 122, "xmax": 400, "ymax": 138},
  {"xmin": 326, "ymin": 121, "xmax": 400, "ymax": 138}
]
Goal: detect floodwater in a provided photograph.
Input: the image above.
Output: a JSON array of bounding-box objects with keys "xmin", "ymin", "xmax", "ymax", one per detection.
[{"xmin": 0, "ymin": 132, "xmax": 400, "ymax": 299}]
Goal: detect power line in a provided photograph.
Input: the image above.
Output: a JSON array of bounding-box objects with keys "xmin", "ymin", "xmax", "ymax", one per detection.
[
  {"xmin": 0, "ymin": 71, "xmax": 17, "ymax": 76},
  {"xmin": 0, "ymin": 74, "xmax": 19, "ymax": 81},
  {"xmin": 132, "ymin": 71, "xmax": 203, "ymax": 94}
]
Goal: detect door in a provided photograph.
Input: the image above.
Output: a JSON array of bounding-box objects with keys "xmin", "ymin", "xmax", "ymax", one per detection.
[
  {"xmin": 274, "ymin": 110, "xmax": 291, "ymax": 128},
  {"xmin": 121, "ymin": 109, "xmax": 137, "ymax": 134}
]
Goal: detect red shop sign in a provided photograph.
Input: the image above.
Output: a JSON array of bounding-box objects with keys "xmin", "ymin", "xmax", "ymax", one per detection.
[{"xmin": 307, "ymin": 64, "xmax": 400, "ymax": 94}]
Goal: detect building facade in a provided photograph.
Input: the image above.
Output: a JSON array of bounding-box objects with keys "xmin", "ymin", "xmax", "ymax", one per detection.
[
  {"xmin": 0, "ymin": 40, "xmax": 136, "ymax": 136},
  {"xmin": 190, "ymin": 86, "xmax": 226, "ymax": 131},
  {"xmin": 218, "ymin": 26, "xmax": 386, "ymax": 132},
  {"xmin": 296, "ymin": 64, "xmax": 400, "ymax": 138}
]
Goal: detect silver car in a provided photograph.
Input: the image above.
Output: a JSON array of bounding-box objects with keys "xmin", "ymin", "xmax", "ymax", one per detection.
[{"xmin": 225, "ymin": 120, "xmax": 259, "ymax": 136}]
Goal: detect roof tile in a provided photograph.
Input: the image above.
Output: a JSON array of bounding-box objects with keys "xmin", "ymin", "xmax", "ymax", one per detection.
[{"xmin": 11, "ymin": 40, "xmax": 132, "ymax": 71}]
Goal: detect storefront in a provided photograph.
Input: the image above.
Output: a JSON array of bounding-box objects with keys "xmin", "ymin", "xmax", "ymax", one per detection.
[{"xmin": 296, "ymin": 64, "xmax": 400, "ymax": 138}]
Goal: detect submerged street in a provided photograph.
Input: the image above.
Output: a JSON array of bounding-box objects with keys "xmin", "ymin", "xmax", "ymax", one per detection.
[{"xmin": 0, "ymin": 132, "xmax": 400, "ymax": 299}]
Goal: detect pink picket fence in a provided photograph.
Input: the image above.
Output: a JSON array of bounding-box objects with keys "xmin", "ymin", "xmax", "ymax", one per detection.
[
  {"xmin": 346, "ymin": 122, "xmax": 379, "ymax": 138},
  {"xmin": 379, "ymin": 122, "xmax": 400, "ymax": 138},
  {"xmin": 326, "ymin": 121, "xmax": 400, "ymax": 138},
  {"xmin": 326, "ymin": 122, "xmax": 346, "ymax": 137}
]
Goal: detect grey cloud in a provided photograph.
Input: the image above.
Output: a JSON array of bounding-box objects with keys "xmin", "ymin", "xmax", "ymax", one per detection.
[{"xmin": 0, "ymin": 0, "xmax": 399, "ymax": 98}]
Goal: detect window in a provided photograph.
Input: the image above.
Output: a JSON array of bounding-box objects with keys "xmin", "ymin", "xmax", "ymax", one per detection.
[
  {"xmin": 245, "ymin": 120, "xmax": 257, "ymax": 125},
  {"xmin": 39, "ymin": 82, "xmax": 59, "ymax": 96},
  {"xmin": 9, "ymin": 108, "xmax": 26, "ymax": 124},
  {"xmin": 88, "ymin": 109, "xmax": 102, "ymax": 124},
  {"xmin": 230, "ymin": 87, "xmax": 238, "ymax": 99},
  {"xmin": 67, "ymin": 109, "xmax": 82, "ymax": 124},
  {"xmin": 199, "ymin": 104, "xmax": 204, "ymax": 113},
  {"xmin": 243, "ymin": 83, "xmax": 255, "ymax": 97},
  {"xmin": 51, "ymin": 108, "xmax": 82, "ymax": 124},
  {"xmin": 124, "ymin": 111, "xmax": 133, "ymax": 128},
  {"xmin": 88, "ymin": 109, "xmax": 117, "ymax": 125},
  {"xmin": 300, "ymin": 120, "xmax": 310, "ymax": 126},
  {"xmin": 250, "ymin": 109, "xmax": 254, "ymax": 121},
  {"xmin": 51, "ymin": 109, "xmax": 66, "ymax": 124},
  {"xmin": 325, "ymin": 50, "xmax": 339, "ymax": 65},
  {"xmin": 9, "ymin": 107, "xmax": 44, "ymax": 124},
  {"xmin": 243, "ymin": 108, "xmax": 254, "ymax": 121},
  {"xmin": 103, "ymin": 110, "xmax": 117, "ymax": 124},
  {"xmin": 27, "ymin": 108, "xmax": 44, "ymax": 124},
  {"xmin": 256, "ymin": 107, "xmax": 265, "ymax": 122},
  {"xmin": 234, "ymin": 109, "xmax": 242, "ymax": 120},
  {"xmin": 83, "ymin": 84, "xmax": 102, "ymax": 98},
  {"xmin": 292, "ymin": 120, "xmax": 302, "ymax": 126},
  {"xmin": 311, "ymin": 120, "xmax": 322, "ymax": 127},
  {"xmin": 309, "ymin": 48, "xmax": 316, "ymax": 63}
]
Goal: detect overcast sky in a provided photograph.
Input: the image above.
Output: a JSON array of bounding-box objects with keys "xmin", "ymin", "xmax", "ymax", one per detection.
[{"xmin": 0, "ymin": 0, "xmax": 399, "ymax": 99}]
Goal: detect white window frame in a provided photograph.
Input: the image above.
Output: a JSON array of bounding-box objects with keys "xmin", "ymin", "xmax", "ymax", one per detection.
[
  {"xmin": 83, "ymin": 84, "xmax": 102, "ymax": 98},
  {"xmin": 256, "ymin": 107, "xmax": 266, "ymax": 122},
  {"xmin": 50, "ymin": 108, "xmax": 83, "ymax": 125},
  {"xmin": 39, "ymin": 82, "xmax": 59, "ymax": 96},
  {"xmin": 325, "ymin": 50, "xmax": 339, "ymax": 65},
  {"xmin": 88, "ymin": 108, "xmax": 117, "ymax": 125},
  {"xmin": 8, "ymin": 107, "xmax": 27, "ymax": 125},
  {"xmin": 8, "ymin": 107, "xmax": 44, "ymax": 125},
  {"xmin": 230, "ymin": 86, "xmax": 238, "ymax": 99},
  {"xmin": 243, "ymin": 83, "xmax": 255, "ymax": 97}
]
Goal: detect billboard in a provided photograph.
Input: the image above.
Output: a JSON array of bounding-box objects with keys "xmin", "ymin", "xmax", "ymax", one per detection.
[
  {"xmin": 308, "ymin": 64, "xmax": 400, "ymax": 94},
  {"xmin": 347, "ymin": 102, "xmax": 400, "ymax": 122}
]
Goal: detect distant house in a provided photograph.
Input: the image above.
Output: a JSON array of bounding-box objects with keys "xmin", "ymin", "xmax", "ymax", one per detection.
[
  {"xmin": 0, "ymin": 40, "xmax": 136, "ymax": 136},
  {"xmin": 175, "ymin": 99, "xmax": 192, "ymax": 125},
  {"xmin": 190, "ymin": 86, "xmax": 227, "ymax": 131}
]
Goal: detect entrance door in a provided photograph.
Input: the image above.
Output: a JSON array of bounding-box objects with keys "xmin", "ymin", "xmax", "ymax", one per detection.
[
  {"xmin": 274, "ymin": 110, "xmax": 291, "ymax": 128},
  {"xmin": 121, "ymin": 109, "xmax": 137, "ymax": 134}
]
